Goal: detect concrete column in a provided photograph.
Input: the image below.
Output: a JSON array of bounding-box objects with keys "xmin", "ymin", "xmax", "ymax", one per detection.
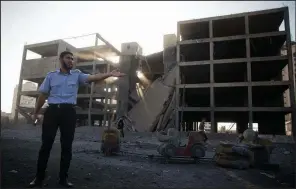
[
  {"xmin": 163, "ymin": 34, "xmax": 177, "ymax": 74},
  {"xmin": 116, "ymin": 56, "xmax": 131, "ymax": 119},
  {"xmin": 211, "ymin": 121, "xmax": 218, "ymax": 133},
  {"xmin": 88, "ymin": 36, "xmax": 98, "ymax": 126},
  {"xmin": 284, "ymin": 8, "xmax": 296, "ymax": 140},
  {"xmin": 245, "ymin": 15, "xmax": 253, "ymax": 130},
  {"xmin": 209, "ymin": 20, "xmax": 216, "ymax": 133},
  {"xmin": 14, "ymin": 46, "xmax": 27, "ymax": 124},
  {"xmin": 116, "ymin": 42, "xmax": 142, "ymax": 119},
  {"xmin": 102, "ymin": 64, "xmax": 110, "ymax": 127},
  {"xmin": 129, "ymin": 57, "xmax": 139, "ymax": 95},
  {"xmin": 237, "ymin": 120, "xmax": 248, "ymax": 134}
]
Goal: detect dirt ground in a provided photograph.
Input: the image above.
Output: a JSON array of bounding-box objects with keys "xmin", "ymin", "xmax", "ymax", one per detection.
[{"xmin": 1, "ymin": 124, "xmax": 295, "ymax": 188}]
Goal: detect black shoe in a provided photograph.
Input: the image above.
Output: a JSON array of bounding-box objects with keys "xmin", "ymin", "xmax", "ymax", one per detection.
[
  {"xmin": 59, "ymin": 179, "xmax": 74, "ymax": 188},
  {"xmin": 27, "ymin": 178, "xmax": 43, "ymax": 188}
]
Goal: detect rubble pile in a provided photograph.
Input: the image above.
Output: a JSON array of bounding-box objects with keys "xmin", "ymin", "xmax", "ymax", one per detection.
[
  {"xmin": 150, "ymin": 88, "xmax": 175, "ymax": 132},
  {"xmin": 214, "ymin": 143, "xmax": 252, "ymax": 169},
  {"xmin": 128, "ymin": 66, "xmax": 176, "ymax": 132},
  {"xmin": 214, "ymin": 129, "xmax": 274, "ymax": 170}
]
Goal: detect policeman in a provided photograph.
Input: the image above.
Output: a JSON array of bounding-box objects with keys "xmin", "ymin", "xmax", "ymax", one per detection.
[{"xmin": 28, "ymin": 51, "xmax": 125, "ymax": 188}]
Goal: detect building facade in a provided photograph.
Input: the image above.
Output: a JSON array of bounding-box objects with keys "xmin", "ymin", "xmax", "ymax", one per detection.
[
  {"xmin": 11, "ymin": 81, "xmax": 37, "ymax": 119},
  {"xmin": 282, "ymin": 42, "xmax": 296, "ymax": 135},
  {"xmin": 13, "ymin": 34, "xmax": 144, "ymax": 126}
]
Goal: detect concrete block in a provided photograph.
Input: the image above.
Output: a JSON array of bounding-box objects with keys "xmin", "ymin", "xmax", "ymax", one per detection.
[
  {"xmin": 163, "ymin": 34, "xmax": 177, "ymax": 49},
  {"xmin": 121, "ymin": 42, "xmax": 142, "ymax": 56}
]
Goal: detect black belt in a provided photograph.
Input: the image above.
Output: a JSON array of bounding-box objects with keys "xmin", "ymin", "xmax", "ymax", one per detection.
[{"xmin": 48, "ymin": 104, "xmax": 75, "ymax": 108}]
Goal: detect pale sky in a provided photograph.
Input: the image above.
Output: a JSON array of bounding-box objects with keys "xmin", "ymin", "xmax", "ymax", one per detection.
[{"xmin": 1, "ymin": 1, "xmax": 295, "ymax": 113}]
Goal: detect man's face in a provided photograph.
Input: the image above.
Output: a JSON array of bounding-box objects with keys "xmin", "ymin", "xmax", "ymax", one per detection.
[{"xmin": 60, "ymin": 54, "xmax": 74, "ymax": 70}]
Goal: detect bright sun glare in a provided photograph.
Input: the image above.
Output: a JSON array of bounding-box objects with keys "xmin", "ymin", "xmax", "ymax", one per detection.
[{"xmin": 136, "ymin": 71, "xmax": 144, "ymax": 78}]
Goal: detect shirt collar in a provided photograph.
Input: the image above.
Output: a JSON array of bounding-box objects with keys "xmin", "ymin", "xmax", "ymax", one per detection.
[{"xmin": 57, "ymin": 69, "xmax": 72, "ymax": 75}]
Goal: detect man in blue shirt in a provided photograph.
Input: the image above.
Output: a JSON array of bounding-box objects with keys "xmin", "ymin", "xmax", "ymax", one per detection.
[{"xmin": 28, "ymin": 51, "xmax": 125, "ymax": 188}]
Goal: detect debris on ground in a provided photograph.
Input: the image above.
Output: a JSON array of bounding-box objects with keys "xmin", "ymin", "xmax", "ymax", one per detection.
[{"xmin": 1, "ymin": 125, "xmax": 295, "ymax": 188}]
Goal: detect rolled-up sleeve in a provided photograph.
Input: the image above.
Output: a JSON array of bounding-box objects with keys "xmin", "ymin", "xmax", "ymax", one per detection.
[
  {"xmin": 39, "ymin": 73, "xmax": 51, "ymax": 94},
  {"xmin": 78, "ymin": 71, "xmax": 90, "ymax": 85}
]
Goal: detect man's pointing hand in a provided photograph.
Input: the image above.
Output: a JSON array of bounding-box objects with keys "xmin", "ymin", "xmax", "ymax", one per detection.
[{"xmin": 110, "ymin": 69, "xmax": 126, "ymax": 77}]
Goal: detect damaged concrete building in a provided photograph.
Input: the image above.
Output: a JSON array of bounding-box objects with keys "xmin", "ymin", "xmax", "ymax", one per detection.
[
  {"xmin": 14, "ymin": 7, "xmax": 295, "ymax": 136},
  {"xmin": 14, "ymin": 34, "xmax": 138, "ymax": 126},
  {"xmin": 173, "ymin": 7, "xmax": 296, "ymax": 135},
  {"xmin": 130, "ymin": 7, "xmax": 296, "ymax": 135}
]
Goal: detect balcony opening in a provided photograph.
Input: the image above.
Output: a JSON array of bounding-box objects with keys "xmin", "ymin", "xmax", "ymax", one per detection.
[
  {"xmin": 180, "ymin": 43, "xmax": 210, "ymax": 62},
  {"xmin": 253, "ymin": 111, "xmax": 286, "ymax": 135},
  {"xmin": 213, "ymin": 16, "xmax": 245, "ymax": 38},
  {"xmin": 26, "ymin": 43, "xmax": 59, "ymax": 58},
  {"xmin": 214, "ymin": 87, "xmax": 248, "ymax": 107},
  {"xmin": 215, "ymin": 111, "xmax": 248, "ymax": 134},
  {"xmin": 251, "ymin": 59, "xmax": 289, "ymax": 82},
  {"xmin": 180, "ymin": 64, "xmax": 210, "ymax": 84},
  {"xmin": 252, "ymin": 85, "xmax": 289, "ymax": 107},
  {"xmin": 179, "ymin": 21, "xmax": 209, "ymax": 41},
  {"xmin": 179, "ymin": 88, "xmax": 210, "ymax": 107},
  {"xmin": 248, "ymin": 11, "xmax": 285, "ymax": 34},
  {"xmin": 214, "ymin": 39, "xmax": 246, "ymax": 59},
  {"xmin": 250, "ymin": 35, "xmax": 286, "ymax": 57},
  {"xmin": 26, "ymin": 50, "xmax": 42, "ymax": 60},
  {"xmin": 179, "ymin": 111, "xmax": 210, "ymax": 132},
  {"xmin": 217, "ymin": 122, "xmax": 237, "ymax": 134},
  {"xmin": 214, "ymin": 62, "xmax": 247, "ymax": 83}
]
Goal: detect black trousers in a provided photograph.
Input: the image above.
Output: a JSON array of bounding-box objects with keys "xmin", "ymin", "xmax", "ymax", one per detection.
[{"xmin": 36, "ymin": 105, "xmax": 76, "ymax": 181}]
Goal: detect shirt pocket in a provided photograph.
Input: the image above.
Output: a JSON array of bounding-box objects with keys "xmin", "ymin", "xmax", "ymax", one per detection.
[
  {"xmin": 50, "ymin": 79, "xmax": 63, "ymax": 95},
  {"xmin": 65, "ymin": 80, "xmax": 78, "ymax": 95}
]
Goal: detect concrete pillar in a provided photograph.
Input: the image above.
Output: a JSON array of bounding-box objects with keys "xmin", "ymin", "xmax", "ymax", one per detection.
[
  {"xmin": 237, "ymin": 120, "xmax": 248, "ymax": 134},
  {"xmin": 88, "ymin": 36, "xmax": 98, "ymax": 126},
  {"xmin": 163, "ymin": 34, "xmax": 177, "ymax": 74},
  {"xmin": 211, "ymin": 121, "xmax": 218, "ymax": 133},
  {"xmin": 116, "ymin": 42, "xmax": 142, "ymax": 119},
  {"xmin": 102, "ymin": 65, "xmax": 110, "ymax": 127},
  {"xmin": 14, "ymin": 46, "xmax": 27, "ymax": 124},
  {"xmin": 188, "ymin": 121, "xmax": 193, "ymax": 131}
]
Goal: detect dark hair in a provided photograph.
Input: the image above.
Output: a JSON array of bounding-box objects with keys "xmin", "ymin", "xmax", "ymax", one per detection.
[{"xmin": 59, "ymin": 51, "xmax": 73, "ymax": 59}]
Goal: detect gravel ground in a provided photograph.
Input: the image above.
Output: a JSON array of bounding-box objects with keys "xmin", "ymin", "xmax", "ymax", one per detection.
[{"xmin": 1, "ymin": 124, "xmax": 294, "ymax": 188}]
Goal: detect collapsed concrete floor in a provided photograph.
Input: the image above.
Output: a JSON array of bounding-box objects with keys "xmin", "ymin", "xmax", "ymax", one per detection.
[{"xmin": 1, "ymin": 124, "xmax": 295, "ymax": 188}]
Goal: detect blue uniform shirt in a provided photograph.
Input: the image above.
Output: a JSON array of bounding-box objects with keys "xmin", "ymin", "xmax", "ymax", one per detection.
[{"xmin": 39, "ymin": 69, "xmax": 89, "ymax": 105}]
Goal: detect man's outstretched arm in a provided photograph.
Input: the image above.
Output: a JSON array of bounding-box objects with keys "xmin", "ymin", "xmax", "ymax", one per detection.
[
  {"xmin": 87, "ymin": 72, "xmax": 113, "ymax": 83},
  {"xmin": 78, "ymin": 69, "xmax": 125, "ymax": 85}
]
